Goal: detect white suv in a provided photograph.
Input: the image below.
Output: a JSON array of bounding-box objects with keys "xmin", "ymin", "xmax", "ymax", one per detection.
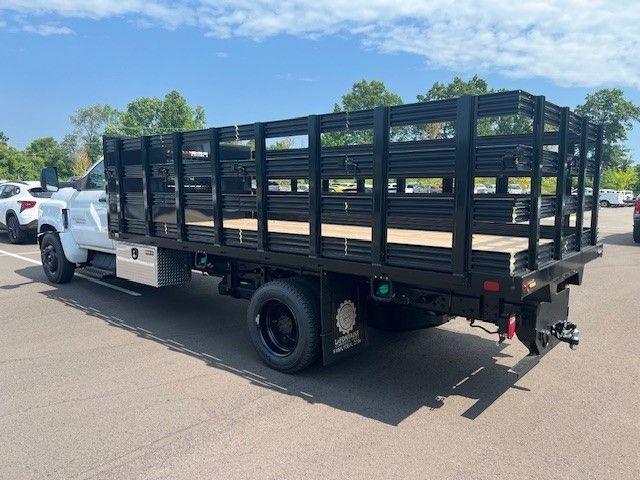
[{"xmin": 0, "ymin": 181, "xmax": 52, "ymax": 244}]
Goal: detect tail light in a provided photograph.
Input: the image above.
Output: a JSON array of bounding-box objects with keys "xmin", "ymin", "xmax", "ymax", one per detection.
[
  {"xmin": 635, "ymin": 199, "xmax": 640, "ymax": 214},
  {"xmin": 506, "ymin": 314, "xmax": 517, "ymax": 339},
  {"xmin": 18, "ymin": 200, "xmax": 36, "ymax": 212}
]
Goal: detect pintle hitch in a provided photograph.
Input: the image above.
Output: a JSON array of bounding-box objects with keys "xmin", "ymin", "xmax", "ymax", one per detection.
[{"xmin": 550, "ymin": 321, "xmax": 580, "ymax": 350}]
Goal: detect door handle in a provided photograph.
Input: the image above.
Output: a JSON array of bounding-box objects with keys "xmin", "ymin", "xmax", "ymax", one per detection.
[{"xmin": 98, "ymin": 197, "xmax": 107, "ymax": 203}]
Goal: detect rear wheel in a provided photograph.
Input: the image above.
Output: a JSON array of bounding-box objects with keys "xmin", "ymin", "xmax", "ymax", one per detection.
[
  {"xmin": 599, "ymin": 200, "xmax": 611, "ymax": 208},
  {"xmin": 7, "ymin": 215, "xmax": 26, "ymax": 244},
  {"xmin": 247, "ymin": 278, "xmax": 321, "ymax": 372},
  {"xmin": 634, "ymin": 225, "xmax": 640, "ymax": 244},
  {"xmin": 40, "ymin": 233, "xmax": 75, "ymax": 284}
]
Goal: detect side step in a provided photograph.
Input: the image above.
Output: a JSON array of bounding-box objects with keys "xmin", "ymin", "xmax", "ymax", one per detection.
[{"xmin": 80, "ymin": 266, "xmax": 115, "ymax": 280}]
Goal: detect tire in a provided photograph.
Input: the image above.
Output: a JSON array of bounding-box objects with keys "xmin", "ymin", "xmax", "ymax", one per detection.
[
  {"xmin": 368, "ymin": 303, "xmax": 451, "ymax": 332},
  {"xmin": 6, "ymin": 215, "xmax": 26, "ymax": 244},
  {"xmin": 247, "ymin": 278, "xmax": 321, "ymax": 373},
  {"xmin": 600, "ymin": 200, "xmax": 610, "ymax": 208},
  {"xmin": 634, "ymin": 225, "xmax": 640, "ymax": 244},
  {"xmin": 40, "ymin": 233, "xmax": 75, "ymax": 284}
]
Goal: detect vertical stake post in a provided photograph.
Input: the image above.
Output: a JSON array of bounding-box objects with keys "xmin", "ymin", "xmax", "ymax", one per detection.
[
  {"xmin": 528, "ymin": 96, "xmax": 545, "ymax": 270},
  {"xmin": 372, "ymin": 106, "xmax": 390, "ymax": 266},
  {"xmin": 452, "ymin": 96, "xmax": 477, "ymax": 276}
]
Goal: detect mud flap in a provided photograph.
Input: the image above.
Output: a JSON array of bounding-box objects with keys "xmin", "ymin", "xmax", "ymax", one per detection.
[
  {"xmin": 320, "ymin": 271, "xmax": 368, "ymax": 366},
  {"xmin": 510, "ymin": 288, "xmax": 570, "ymax": 376}
]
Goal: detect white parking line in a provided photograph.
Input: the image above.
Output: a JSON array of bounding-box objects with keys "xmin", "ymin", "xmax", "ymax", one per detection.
[{"xmin": 0, "ymin": 248, "xmax": 141, "ymax": 297}]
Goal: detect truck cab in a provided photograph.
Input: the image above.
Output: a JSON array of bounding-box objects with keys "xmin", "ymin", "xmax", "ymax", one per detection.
[{"xmin": 38, "ymin": 161, "xmax": 115, "ymax": 282}]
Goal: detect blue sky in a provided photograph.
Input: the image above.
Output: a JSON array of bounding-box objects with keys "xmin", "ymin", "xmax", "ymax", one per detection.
[{"xmin": 1, "ymin": 1, "xmax": 639, "ymax": 161}]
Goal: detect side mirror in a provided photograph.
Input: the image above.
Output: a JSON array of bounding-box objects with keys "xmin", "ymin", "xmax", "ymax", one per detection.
[{"xmin": 41, "ymin": 166, "xmax": 59, "ymax": 192}]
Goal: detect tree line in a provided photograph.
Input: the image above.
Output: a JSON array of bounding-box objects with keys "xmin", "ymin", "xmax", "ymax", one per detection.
[
  {"xmin": 0, "ymin": 90, "xmax": 205, "ymax": 181},
  {"xmin": 1, "ymin": 77, "xmax": 639, "ymax": 190}
]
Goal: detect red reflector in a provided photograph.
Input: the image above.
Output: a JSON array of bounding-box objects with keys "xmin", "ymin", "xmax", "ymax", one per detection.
[
  {"xmin": 507, "ymin": 314, "xmax": 516, "ymax": 339},
  {"xmin": 483, "ymin": 280, "xmax": 500, "ymax": 292},
  {"xmin": 18, "ymin": 200, "xmax": 36, "ymax": 212}
]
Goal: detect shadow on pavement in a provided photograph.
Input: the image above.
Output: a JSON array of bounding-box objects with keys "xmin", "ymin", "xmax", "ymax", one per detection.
[
  {"xmin": 15, "ymin": 264, "xmax": 526, "ymax": 425},
  {"xmin": 601, "ymin": 232, "xmax": 637, "ymax": 247},
  {"xmin": 0, "ymin": 231, "xmax": 38, "ymax": 246}
]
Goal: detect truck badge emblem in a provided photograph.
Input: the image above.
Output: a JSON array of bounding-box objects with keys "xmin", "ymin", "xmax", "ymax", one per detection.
[{"xmin": 336, "ymin": 300, "xmax": 357, "ymax": 335}]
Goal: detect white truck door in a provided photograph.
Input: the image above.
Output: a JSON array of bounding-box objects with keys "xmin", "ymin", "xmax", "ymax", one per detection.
[{"xmin": 68, "ymin": 161, "xmax": 115, "ymax": 252}]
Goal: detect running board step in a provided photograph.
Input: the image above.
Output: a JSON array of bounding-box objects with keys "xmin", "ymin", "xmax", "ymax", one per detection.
[{"xmin": 80, "ymin": 266, "xmax": 115, "ymax": 280}]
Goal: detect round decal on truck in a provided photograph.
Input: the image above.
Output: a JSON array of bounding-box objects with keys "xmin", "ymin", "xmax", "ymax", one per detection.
[{"xmin": 336, "ymin": 300, "xmax": 357, "ymax": 335}]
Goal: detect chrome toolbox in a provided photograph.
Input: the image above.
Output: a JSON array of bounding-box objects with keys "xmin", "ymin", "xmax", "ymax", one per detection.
[{"xmin": 115, "ymin": 242, "xmax": 191, "ymax": 288}]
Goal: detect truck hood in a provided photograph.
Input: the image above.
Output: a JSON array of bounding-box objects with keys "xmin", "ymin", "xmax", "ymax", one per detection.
[{"xmin": 49, "ymin": 187, "xmax": 79, "ymax": 205}]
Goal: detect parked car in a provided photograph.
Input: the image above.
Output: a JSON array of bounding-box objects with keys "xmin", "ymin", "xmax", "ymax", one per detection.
[
  {"xmin": 474, "ymin": 184, "xmax": 489, "ymax": 194},
  {"xmin": 0, "ymin": 181, "xmax": 52, "ymax": 243},
  {"xmin": 598, "ymin": 189, "xmax": 627, "ymax": 207},
  {"xmin": 622, "ymin": 190, "xmax": 635, "ymax": 205},
  {"xmin": 413, "ymin": 184, "xmax": 442, "ymax": 194},
  {"xmin": 634, "ymin": 195, "xmax": 640, "ymax": 244},
  {"xmin": 508, "ymin": 183, "xmax": 524, "ymax": 194}
]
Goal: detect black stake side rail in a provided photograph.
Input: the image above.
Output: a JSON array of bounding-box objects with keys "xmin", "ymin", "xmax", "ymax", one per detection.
[{"xmin": 104, "ymin": 90, "xmax": 603, "ymax": 296}]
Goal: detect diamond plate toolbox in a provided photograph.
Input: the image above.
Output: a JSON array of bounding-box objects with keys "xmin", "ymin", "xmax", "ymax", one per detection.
[{"xmin": 116, "ymin": 242, "xmax": 191, "ymax": 288}]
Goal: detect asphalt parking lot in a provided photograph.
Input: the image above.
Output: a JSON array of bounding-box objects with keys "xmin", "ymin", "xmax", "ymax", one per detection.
[{"xmin": 1, "ymin": 208, "xmax": 638, "ymax": 480}]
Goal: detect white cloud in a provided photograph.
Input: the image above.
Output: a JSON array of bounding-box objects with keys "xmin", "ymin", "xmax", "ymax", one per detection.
[
  {"xmin": 22, "ymin": 23, "xmax": 74, "ymax": 36},
  {"xmin": 1, "ymin": 0, "xmax": 639, "ymax": 87}
]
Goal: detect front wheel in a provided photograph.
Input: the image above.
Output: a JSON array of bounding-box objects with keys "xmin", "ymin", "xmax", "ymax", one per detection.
[
  {"xmin": 599, "ymin": 200, "xmax": 611, "ymax": 208},
  {"xmin": 247, "ymin": 278, "xmax": 321, "ymax": 373},
  {"xmin": 40, "ymin": 233, "xmax": 75, "ymax": 284}
]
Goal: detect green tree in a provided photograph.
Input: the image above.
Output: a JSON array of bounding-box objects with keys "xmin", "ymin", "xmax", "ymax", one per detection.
[
  {"xmin": 417, "ymin": 75, "xmax": 530, "ymax": 137},
  {"xmin": 109, "ymin": 90, "xmax": 206, "ymax": 137},
  {"xmin": 324, "ymin": 80, "xmax": 403, "ymax": 146},
  {"xmin": 601, "ymin": 167, "xmax": 638, "ymax": 191},
  {"xmin": 73, "ymin": 147, "xmax": 93, "ymax": 177},
  {"xmin": 59, "ymin": 134, "xmax": 79, "ymax": 178},
  {"xmin": 418, "ymin": 75, "xmax": 489, "ymax": 102},
  {"xmin": 0, "ymin": 131, "xmax": 8, "ymax": 145},
  {"xmin": 70, "ymin": 104, "xmax": 120, "ymax": 162},
  {"xmin": 576, "ymin": 89, "xmax": 640, "ymax": 169},
  {"xmin": 159, "ymin": 90, "xmax": 206, "ymax": 132},
  {"xmin": 25, "ymin": 137, "xmax": 74, "ymax": 179},
  {"xmin": 268, "ymin": 138, "xmax": 294, "ymax": 150},
  {"xmin": 112, "ymin": 97, "xmax": 163, "ymax": 136},
  {"xmin": 0, "ymin": 142, "xmax": 44, "ymax": 180}
]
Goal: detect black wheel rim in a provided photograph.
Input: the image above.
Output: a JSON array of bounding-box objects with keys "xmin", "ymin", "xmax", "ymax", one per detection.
[
  {"xmin": 42, "ymin": 244, "xmax": 58, "ymax": 274},
  {"xmin": 258, "ymin": 300, "xmax": 299, "ymax": 357},
  {"xmin": 8, "ymin": 218, "xmax": 18, "ymax": 241}
]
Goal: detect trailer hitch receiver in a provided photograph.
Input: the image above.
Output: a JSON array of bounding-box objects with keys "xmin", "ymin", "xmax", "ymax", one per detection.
[
  {"xmin": 510, "ymin": 288, "xmax": 575, "ymax": 377},
  {"xmin": 551, "ymin": 321, "xmax": 579, "ymax": 350}
]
